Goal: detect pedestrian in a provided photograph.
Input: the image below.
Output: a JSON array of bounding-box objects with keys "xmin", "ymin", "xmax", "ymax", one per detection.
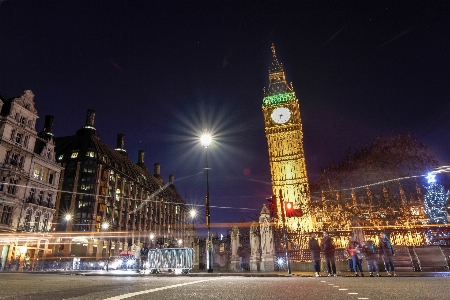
[
  {"xmin": 378, "ymin": 232, "xmax": 396, "ymax": 276},
  {"xmin": 347, "ymin": 236, "xmax": 364, "ymax": 277},
  {"xmin": 321, "ymin": 231, "xmax": 337, "ymax": 276},
  {"xmin": 309, "ymin": 233, "xmax": 321, "ymax": 277},
  {"xmin": 362, "ymin": 240, "xmax": 380, "ymax": 277},
  {"xmin": 343, "ymin": 248, "xmax": 353, "ymax": 272}
]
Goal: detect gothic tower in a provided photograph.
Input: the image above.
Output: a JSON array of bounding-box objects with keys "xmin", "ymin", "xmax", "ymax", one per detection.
[{"xmin": 262, "ymin": 44, "xmax": 313, "ymax": 231}]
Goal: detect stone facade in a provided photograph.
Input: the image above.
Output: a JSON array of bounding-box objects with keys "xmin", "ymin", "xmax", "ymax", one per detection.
[{"xmin": 0, "ymin": 90, "xmax": 62, "ymax": 270}]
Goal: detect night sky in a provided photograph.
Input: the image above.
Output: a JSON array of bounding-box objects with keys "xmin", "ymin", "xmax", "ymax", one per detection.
[{"xmin": 1, "ymin": 1, "xmax": 449, "ymax": 235}]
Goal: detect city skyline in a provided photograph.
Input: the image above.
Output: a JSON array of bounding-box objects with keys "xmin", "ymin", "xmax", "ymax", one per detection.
[{"xmin": 1, "ymin": 1, "xmax": 449, "ymax": 231}]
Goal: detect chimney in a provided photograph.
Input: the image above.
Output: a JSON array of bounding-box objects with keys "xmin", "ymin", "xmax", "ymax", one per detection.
[
  {"xmin": 169, "ymin": 174, "xmax": 174, "ymax": 185},
  {"xmin": 138, "ymin": 150, "xmax": 145, "ymax": 164},
  {"xmin": 154, "ymin": 163, "xmax": 160, "ymax": 176},
  {"xmin": 85, "ymin": 109, "xmax": 96, "ymax": 127},
  {"xmin": 116, "ymin": 133, "xmax": 125, "ymax": 150},
  {"xmin": 43, "ymin": 115, "xmax": 54, "ymax": 133}
]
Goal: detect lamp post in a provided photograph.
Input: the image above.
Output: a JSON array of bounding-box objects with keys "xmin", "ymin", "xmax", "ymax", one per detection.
[
  {"xmin": 102, "ymin": 222, "xmax": 111, "ymax": 272},
  {"xmin": 201, "ymin": 129, "xmax": 213, "ymax": 273}
]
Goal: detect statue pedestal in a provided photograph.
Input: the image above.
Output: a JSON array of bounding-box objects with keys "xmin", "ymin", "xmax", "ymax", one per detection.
[
  {"xmin": 260, "ymin": 255, "xmax": 275, "ymax": 272},
  {"xmin": 230, "ymin": 258, "xmax": 240, "ymax": 271},
  {"xmin": 250, "ymin": 257, "xmax": 260, "ymax": 271}
]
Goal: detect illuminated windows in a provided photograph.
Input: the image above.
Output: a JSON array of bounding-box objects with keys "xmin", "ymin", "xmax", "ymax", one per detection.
[{"xmin": 71, "ymin": 151, "xmax": 79, "ymax": 158}]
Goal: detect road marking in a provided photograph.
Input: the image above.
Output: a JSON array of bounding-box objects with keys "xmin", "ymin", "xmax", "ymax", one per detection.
[
  {"xmin": 358, "ymin": 298, "xmax": 369, "ymax": 299},
  {"xmin": 328, "ymin": 283, "xmax": 334, "ymax": 285},
  {"xmin": 103, "ymin": 278, "xmax": 223, "ymax": 300},
  {"xmin": 348, "ymin": 292, "xmax": 358, "ymax": 294},
  {"xmin": 339, "ymin": 289, "xmax": 348, "ymax": 290}
]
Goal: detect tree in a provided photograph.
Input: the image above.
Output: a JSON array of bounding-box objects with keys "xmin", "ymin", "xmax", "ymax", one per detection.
[{"xmin": 423, "ymin": 174, "xmax": 449, "ymax": 224}]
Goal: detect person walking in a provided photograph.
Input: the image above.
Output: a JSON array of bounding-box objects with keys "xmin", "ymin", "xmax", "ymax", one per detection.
[
  {"xmin": 347, "ymin": 236, "xmax": 364, "ymax": 276},
  {"xmin": 362, "ymin": 240, "xmax": 380, "ymax": 277},
  {"xmin": 343, "ymin": 248, "xmax": 354, "ymax": 273},
  {"xmin": 309, "ymin": 233, "xmax": 321, "ymax": 277},
  {"xmin": 378, "ymin": 232, "xmax": 396, "ymax": 276},
  {"xmin": 321, "ymin": 231, "xmax": 337, "ymax": 276}
]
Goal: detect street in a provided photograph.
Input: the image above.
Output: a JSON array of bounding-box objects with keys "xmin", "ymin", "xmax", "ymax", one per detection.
[{"xmin": 0, "ymin": 273, "xmax": 449, "ymax": 300}]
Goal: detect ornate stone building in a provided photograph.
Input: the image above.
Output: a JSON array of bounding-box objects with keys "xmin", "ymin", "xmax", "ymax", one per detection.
[
  {"xmin": 54, "ymin": 109, "xmax": 188, "ymax": 261},
  {"xmin": 0, "ymin": 90, "xmax": 62, "ymax": 270},
  {"xmin": 262, "ymin": 45, "xmax": 313, "ymax": 231}
]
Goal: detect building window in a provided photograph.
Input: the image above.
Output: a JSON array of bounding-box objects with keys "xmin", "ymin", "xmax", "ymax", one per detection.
[
  {"xmin": 15, "ymin": 132, "xmax": 23, "ymax": 143},
  {"xmin": 86, "ymin": 151, "xmax": 95, "ymax": 157},
  {"xmin": 10, "ymin": 153, "xmax": 19, "ymax": 166},
  {"xmin": 71, "ymin": 151, "xmax": 79, "ymax": 158},
  {"xmin": 29, "ymin": 188, "xmax": 36, "ymax": 201},
  {"xmin": 34, "ymin": 211, "xmax": 41, "ymax": 232},
  {"xmin": 58, "ymin": 154, "xmax": 64, "ymax": 161},
  {"xmin": 47, "ymin": 149, "xmax": 52, "ymax": 159},
  {"xmin": 7, "ymin": 178, "xmax": 18, "ymax": 195},
  {"xmin": 43, "ymin": 213, "xmax": 49, "ymax": 231},
  {"xmin": 46, "ymin": 193, "xmax": 52, "ymax": 204},
  {"xmin": 20, "ymin": 116, "xmax": 26, "ymax": 124},
  {"xmin": 33, "ymin": 167, "xmax": 41, "ymax": 179},
  {"xmin": 24, "ymin": 208, "xmax": 32, "ymax": 231},
  {"xmin": 19, "ymin": 156, "xmax": 24, "ymax": 168},
  {"xmin": 10, "ymin": 130, "xmax": 16, "ymax": 141},
  {"xmin": 49, "ymin": 173, "xmax": 54, "ymax": 185},
  {"xmin": 0, "ymin": 205, "xmax": 13, "ymax": 225},
  {"xmin": 0, "ymin": 176, "xmax": 6, "ymax": 191},
  {"xmin": 38, "ymin": 190, "xmax": 44, "ymax": 204},
  {"xmin": 80, "ymin": 184, "xmax": 94, "ymax": 191}
]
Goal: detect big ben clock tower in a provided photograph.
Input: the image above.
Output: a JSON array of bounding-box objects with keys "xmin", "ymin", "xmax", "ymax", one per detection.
[{"xmin": 262, "ymin": 44, "xmax": 313, "ymax": 231}]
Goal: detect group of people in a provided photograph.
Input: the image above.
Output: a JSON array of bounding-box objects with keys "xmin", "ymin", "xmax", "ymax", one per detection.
[{"xmin": 309, "ymin": 232, "xmax": 396, "ymax": 277}]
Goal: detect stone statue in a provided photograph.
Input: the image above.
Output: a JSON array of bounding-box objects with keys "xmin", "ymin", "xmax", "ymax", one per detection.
[{"xmin": 259, "ymin": 204, "xmax": 275, "ymax": 271}]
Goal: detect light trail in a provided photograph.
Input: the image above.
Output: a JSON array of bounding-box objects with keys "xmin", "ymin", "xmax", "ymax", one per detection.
[{"xmin": 314, "ymin": 165, "xmax": 450, "ymax": 194}]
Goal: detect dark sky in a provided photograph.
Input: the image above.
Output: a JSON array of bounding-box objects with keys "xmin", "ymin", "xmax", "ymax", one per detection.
[{"xmin": 1, "ymin": 1, "xmax": 449, "ymax": 234}]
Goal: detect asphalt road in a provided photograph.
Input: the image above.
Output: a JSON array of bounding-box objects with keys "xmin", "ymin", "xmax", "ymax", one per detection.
[{"xmin": 0, "ymin": 273, "xmax": 449, "ymax": 300}]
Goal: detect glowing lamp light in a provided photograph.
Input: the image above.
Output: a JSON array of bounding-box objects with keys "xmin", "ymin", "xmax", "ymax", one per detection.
[
  {"xmin": 102, "ymin": 222, "xmax": 109, "ymax": 230},
  {"xmin": 426, "ymin": 172, "xmax": 436, "ymax": 184},
  {"xmin": 64, "ymin": 214, "xmax": 72, "ymax": 221},
  {"xmin": 19, "ymin": 246, "xmax": 27, "ymax": 254},
  {"xmin": 200, "ymin": 131, "xmax": 212, "ymax": 148},
  {"xmin": 189, "ymin": 209, "xmax": 197, "ymax": 219}
]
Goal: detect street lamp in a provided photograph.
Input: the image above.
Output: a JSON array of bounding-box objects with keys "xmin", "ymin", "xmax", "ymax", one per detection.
[
  {"xmin": 149, "ymin": 233, "xmax": 155, "ymax": 249},
  {"xmin": 201, "ymin": 129, "xmax": 213, "ymax": 273},
  {"xmin": 189, "ymin": 209, "xmax": 197, "ymax": 227},
  {"xmin": 102, "ymin": 222, "xmax": 112, "ymax": 272}
]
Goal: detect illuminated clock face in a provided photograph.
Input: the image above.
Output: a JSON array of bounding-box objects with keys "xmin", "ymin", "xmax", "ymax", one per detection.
[{"xmin": 271, "ymin": 107, "xmax": 291, "ymax": 124}]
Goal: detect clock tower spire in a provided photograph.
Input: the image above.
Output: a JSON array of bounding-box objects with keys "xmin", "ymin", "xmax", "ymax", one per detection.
[{"xmin": 262, "ymin": 44, "xmax": 313, "ymax": 231}]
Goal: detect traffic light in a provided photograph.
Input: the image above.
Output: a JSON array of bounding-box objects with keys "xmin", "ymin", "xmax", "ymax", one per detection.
[
  {"xmin": 285, "ymin": 202, "xmax": 294, "ymax": 217},
  {"xmin": 267, "ymin": 195, "xmax": 278, "ymax": 218},
  {"xmin": 284, "ymin": 202, "xmax": 303, "ymax": 218}
]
